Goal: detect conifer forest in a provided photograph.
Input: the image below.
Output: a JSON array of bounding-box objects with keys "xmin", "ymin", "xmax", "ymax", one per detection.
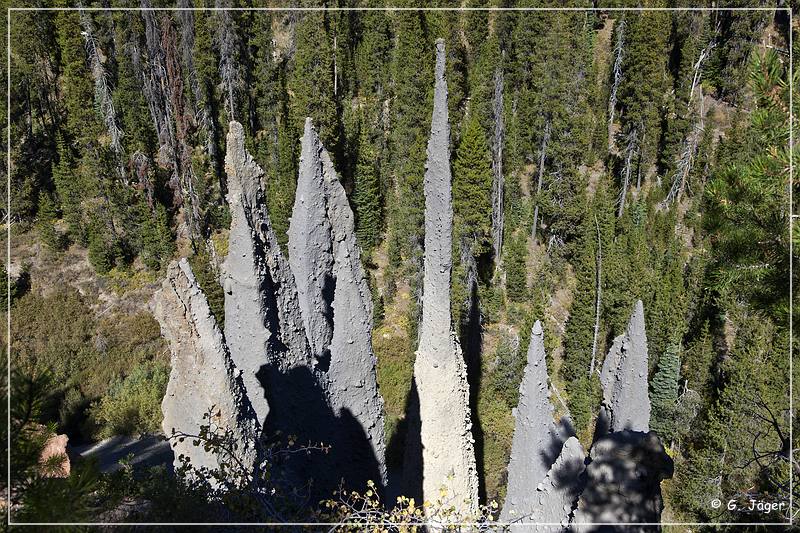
[{"xmin": 2, "ymin": 2, "xmax": 796, "ymax": 530}]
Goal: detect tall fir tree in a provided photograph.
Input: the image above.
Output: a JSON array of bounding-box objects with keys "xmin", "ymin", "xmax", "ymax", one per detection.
[
  {"xmin": 453, "ymin": 114, "xmax": 494, "ymax": 254},
  {"xmin": 650, "ymin": 343, "xmax": 681, "ymax": 442},
  {"xmin": 353, "ymin": 123, "xmax": 382, "ymax": 254}
]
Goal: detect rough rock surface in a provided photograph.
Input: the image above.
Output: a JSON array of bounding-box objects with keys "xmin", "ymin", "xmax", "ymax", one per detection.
[
  {"xmin": 530, "ymin": 437, "xmax": 586, "ymax": 530},
  {"xmin": 153, "ymin": 259, "xmax": 260, "ymax": 475},
  {"xmin": 599, "ymin": 300, "xmax": 650, "ymax": 433},
  {"xmin": 316, "ymin": 124, "xmax": 388, "ymax": 487},
  {"xmin": 226, "ymin": 120, "xmax": 386, "ymax": 492},
  {"xmin": 501, "ymin": 321, "xmax": 568, "ymax": 523},
  {"xmin": 41, "ymin": 433, "xmax": 70, "ymax": 478},
  {"xmin": 411, "ymin": 38, "xmax": 479, "ymax": 514},
  {"xmin": 223, "ymin": 121, "xmax": 274, "ymax": 424},
  {"xmin": 504, "ymin": 436, "xmax": 586, "ymax": 532},
  {"xmin": 288, "ymin": 119, "xmax": 335, "ymax": 360},
  {"xmin": 572, "ymin": 431, "xmax": 674, "ymax": 532}
]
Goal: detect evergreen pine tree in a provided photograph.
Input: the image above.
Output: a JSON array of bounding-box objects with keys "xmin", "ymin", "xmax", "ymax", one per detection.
[
  {"xmin": 55, "ymin": 10, "xmax": 101, "ymax": 146},
  {"xmin": 453, "ymin": 114, "xmax": 494, "ymax": 255},
  {"xmin": 386, "ymin": 9, "xmax": 432, "ymax": 288},
  {"xmin": 36, "ymin": 193, "xmax": 65, "ymax": 252},
  {"xmin": 616, "ymin": 9, "xmax": 670, "ymax": 174},
  {"xmin": 52, "ymin": 137, "xmax": 85, "ymax": 244},
  {"xmin": 353, "ymin": 126, "xmax": 382, "ymax": 254},
  {"xmin": 289, "ymin": 12, "xmax": 340, "ymax": 162},
  {"xmin": 505, "ymin": 233, "xmax": 528, "ymax": 302},
  {"xmin": 562, "ymin": 180, "xmax": 614, "ymax": 384},
  {"xmin": 138, "ymin": 202, "xmax": 175, "ymax": 271},
  {"xmin": 682, "ymin": 320, "xmax": 714, "ymax": 397},
  {"xmin": 650, "ymin": 343, "xmax": 681, "ymax": 442}
]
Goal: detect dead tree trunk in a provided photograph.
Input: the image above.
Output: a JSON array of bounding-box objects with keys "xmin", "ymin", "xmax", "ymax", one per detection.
[
  {"xmin": 589, "ymin": 215, "xmax": 602, "ymax": 377},
  {"xmin": 608, "ymin": 20, "xmax": 625, "ymax": 151},
  {"xmin": 618, "ymin": 127, "xmax": 637, "ymax": 218},
  {"xmin": 491, "ymin": 63, "xmax": 505, "ymax": 267},
  {"xmin": 688, "ymin": 29, "xmax": 717, "ymax": 110},
  {"xmin": 140, "ymin": 1, "xmax": 200, "ymax": 244},
  {"xmin": 663, "ymin": 33, "xmax": 716, "ymax": 207},
  {"xmin": 177, "ymin": 3, "xmax": 222, "ymax": 192},
  {"xmin": 665, "ymin": 98, "xmax": 705, "ymax": 206},
  {"xmin": 333, "ymin": 34, "xmax": 338, "ymax": 97},
  {"xmin": 531, "ymin": 118, "xmax": 551, "ymax": 243},
  {"xmin": 162, "ymin": 15, "xmax": 201, "ymax": 243},
  {"xmin": 79, "ymin": 9, "xmax": 125, "ymax": 176},
  {"xmin": 215, "ymin": 1, "xmax": 240, "ymax": 122}
]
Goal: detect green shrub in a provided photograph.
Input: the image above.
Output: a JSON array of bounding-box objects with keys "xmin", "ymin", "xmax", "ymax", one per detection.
[
  {"xmin": 566, "ymin": 374, "xmax": 602, "ymax": 441},
  {"xmin": 11, "ymin": 288, "xmax": 97, "ymax": 385},
  {"xmin": 90, "ymin": 361, "xmax": 169, "ymax": 438},
  {"xmin": 489, "ymin": 334, "xmax": 524, "ymax": 408}
]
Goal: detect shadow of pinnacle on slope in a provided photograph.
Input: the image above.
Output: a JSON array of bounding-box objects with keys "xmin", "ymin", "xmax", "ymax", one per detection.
[
  {"xmin": 397, "ymin": 379, "xmax": 423, "ymax": 504},
  {"xmin": 257, "ymin": 363, "xmax": 383, "ymax": 503},
  {"xmin": 574, "ymin": 431, "xmax": 673, "ymax": 532},
  {"xmin": 461, "ymin": 276, "xmax": 486, "ymax": 503}
]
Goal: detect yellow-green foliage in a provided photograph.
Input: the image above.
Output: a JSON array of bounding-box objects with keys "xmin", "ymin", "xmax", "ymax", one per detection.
[
  {"xmin": 102, "ymin": 267, "xmax": 158, "ymax": 296},
  {"xmin": 477, "ymin": 387, "xmax": 515, "ymax": 503},
  {"xmin": 210, "ymin": 229, "xmax": 230, "ymax": 260},
  {"xmin": 11, "ymin": 288, "xmax": 96, "ymax": 384},
  {"xmin": 373, "ymin": 318, "xmax": 414, "ymax": 466},
  {"xmin": 90, "ymin": 360, "xmax": 169, "ymax": 437},
  {"xmin": 321, "ymin": 479, "xmax": 501, "ymax": 526},
  {"xmin": 11, "ymin": 287, "xmax": 168, "ymax": 438},
  {"xmin": 84, "ymin": 312, "xmax": 167, "ymax": 399}
]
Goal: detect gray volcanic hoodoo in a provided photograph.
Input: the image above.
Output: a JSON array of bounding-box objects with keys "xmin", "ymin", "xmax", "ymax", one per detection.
[
  {"xmin": 571, "ymin": 299, "xmax": 672, "ymax": 530},
  {"xmin": 222, "ymin": 121, "xmax": 274, "ymax": 425},
  {"xmin": 501, "ymin": 321, "xmax": 575, "ymax": 526},
  {"xmin": 288, "ymin": 119, "xmax": 335, "ymax": 360},
  {"xmin": 521, "ymin": 436, "xmax": 586, "ymax": 532},
  {"xmin": 292, "ymin": 118, "xmax": 388, "ymax": 487},
  {"xmin": 410, "ymin": 38, "xmax": 479, "ymax": 515},
  {"xmin": 153, "ymin": 259, "xmax": 260, "ymax": 477},
  {"xmin": 318, "ymin": 124, "xmax": 388, "ymax": 487},
  {"xmin": 599, "ymin": 299, "xmax": 650, "ymax": 432}
]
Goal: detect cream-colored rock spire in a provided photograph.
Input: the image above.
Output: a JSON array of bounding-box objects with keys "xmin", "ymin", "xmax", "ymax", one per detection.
[{"xmin": 411, "ymin": 38, "xmax": 479, "ymax": 516}]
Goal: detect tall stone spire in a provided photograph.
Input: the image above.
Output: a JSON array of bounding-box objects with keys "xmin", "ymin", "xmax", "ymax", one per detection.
[
  {"xmin": 288, "ymin": 119, "xmax": 335, "ymax": 360},
  {"xmin": 288, "ymin": 119, "xmax": 388, "ymax": 488},
  {"xmin": 502, "ymin": 321, "xmax": 570, "ymax": 521},
  {"xmin": 599, "ymin": 299, "xmax": 651, "ymax": 432},
  {"xmin": 153, "ymin": 259, "xmax": 260, "ymax": 476},
  {"xmin": 411, "ymin": 38, "xmax": 479, "ymax": 515},
  {"xmin": 572, "ymin": 300, "xmax": 671, "ymax": 531},
  {"xmin": 222, "ymin": 121, "xmax": 274, "ymax": 424},
  {"xmin": 309, "ymin": 119, "xmax": 388, "ymax": 486}
]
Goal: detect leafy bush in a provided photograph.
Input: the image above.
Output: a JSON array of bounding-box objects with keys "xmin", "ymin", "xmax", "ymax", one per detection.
[
  {"xmin": 90, "ymin": 361, "xmax": 169, "ymax": 438},
  {"xmin": 11, "ymin": 288, "xmax": 98, "ymax": 386},
  {"xmin": 489, "ymin": 333, "xmax": 524, "ymax": 408}
]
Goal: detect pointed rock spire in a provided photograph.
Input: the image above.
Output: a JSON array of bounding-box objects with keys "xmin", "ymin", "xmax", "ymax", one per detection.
[
  {"xmin": 501, "ymin": 321, "xmax": 572, "ymax": 523},
  {"xmin": 288, "ymin": 118, "xmax": 335, "ymax": 360},
  {"xmin": 571, "ymin": 300, "xmax": 670, "ymax": 530},
  {"xmin": 307, "ymin": 119, "xmax": 388, "ymax": 487},
  {"xmin": 223, "ymin": 120, "xmax": 311, "ymax": 374},
  {"xmin": 153, "ymin": 259, "xmax": 260, "ymax": 476},
  {"xmin": 599, "ymin": 300, "xmax": 650, "ymax": 432},
  {"xmin": 411, "ymin": 38, "xmax": 479, "ymax": 515},
  {"xmin": 222, "ymin": 121, "xmax": 274, "ymax": 424}
]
